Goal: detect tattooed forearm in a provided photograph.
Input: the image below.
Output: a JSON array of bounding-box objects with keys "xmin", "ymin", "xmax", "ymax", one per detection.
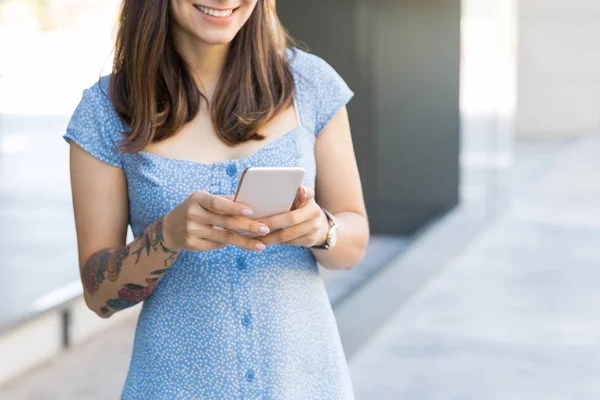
[
  {"xmin": 81, "ymin": 217, "xmax": 179, "ymax": 315},
  {"xmin": 129, "ymin": 217, "xmax": 175, "ymax": 265},
  {"xmin": 99, "ymin": 261, "xmax": 178, "ymax": 315},
  {"xmin": 82, "ymin": 243, "xmax": 133, "ymax": 294},
  {"xmin": 100, "ymin": 276, "xmax": 160, "ymax": 315},
  {"xmin": 82, "ymin": 251, "xmax": 113, "ymax": 294}
]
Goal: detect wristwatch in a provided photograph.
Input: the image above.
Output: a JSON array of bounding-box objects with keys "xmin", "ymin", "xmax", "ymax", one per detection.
[{"xmin": 311, "ymin": 208, "xmax": 338, "ymax": 250}]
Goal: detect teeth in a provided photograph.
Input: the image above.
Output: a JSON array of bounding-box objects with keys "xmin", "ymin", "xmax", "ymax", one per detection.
[{"xmin": 196, "ymin": 5, "xmax": 234, "ymax": 17}]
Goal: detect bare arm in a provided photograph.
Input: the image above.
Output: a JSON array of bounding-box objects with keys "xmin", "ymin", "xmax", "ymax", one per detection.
[
  {"xmin": 258, "ymin": 106, "xmax": 370, "ymax": 269},
  {"xmin": 311, "ymin": 106, "xmax": 369, "ymax": 269},
  {"xmin": 69, "ymin": 143, "xmax": 271, "ymax": 318},
  {"xmin": 69, "ymin": 143, "xmax": 179, "ymax": 318}
]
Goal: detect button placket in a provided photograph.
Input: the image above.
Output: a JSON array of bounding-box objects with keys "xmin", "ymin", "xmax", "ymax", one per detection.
[
  {"xmin": 209, "ymin": 164, "xmax": 220, "ymax": 194},
  {"xmin": 231, "ymin": 252, "xmax": 259, "ymax": 393},
  {"xmin": 226, "ymin": 161, "xmax": 239, "ymax": 194}
]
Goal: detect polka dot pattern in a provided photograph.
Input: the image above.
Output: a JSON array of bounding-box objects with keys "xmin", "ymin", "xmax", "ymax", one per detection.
[{"xmin": 63, "ymin": 47, "xmax": 355, "ymax": 399}]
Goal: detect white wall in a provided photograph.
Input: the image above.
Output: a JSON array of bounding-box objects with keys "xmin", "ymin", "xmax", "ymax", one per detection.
[{"xmin": 517, "ymin": 0, "xmax": 600, "ymax": 138}]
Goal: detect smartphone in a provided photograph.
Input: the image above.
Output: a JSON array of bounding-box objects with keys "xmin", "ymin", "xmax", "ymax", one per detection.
[{"xmin": 234, "ymin": 167, "xmax": 305, "ymax": 219}]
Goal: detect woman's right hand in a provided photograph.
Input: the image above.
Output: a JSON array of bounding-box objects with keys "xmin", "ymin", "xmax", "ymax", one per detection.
[{"xmin": 162, "ymin": 191, "xmax": 270, "ymax": 252}]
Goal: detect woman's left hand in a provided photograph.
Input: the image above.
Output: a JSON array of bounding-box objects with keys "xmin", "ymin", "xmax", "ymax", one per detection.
[{"xmin": 257, "ymin": 186, "xmax": 329, "ymax": 247}]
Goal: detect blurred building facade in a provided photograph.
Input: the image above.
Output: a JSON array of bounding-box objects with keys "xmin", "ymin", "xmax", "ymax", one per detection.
[{"xmin": 279, "ymin": 0, "xmax": 462, "ymax": 235}]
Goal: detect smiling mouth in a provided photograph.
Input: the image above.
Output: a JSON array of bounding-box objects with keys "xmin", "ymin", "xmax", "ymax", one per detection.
[{"xmin": 193, "ymin": 4, "xmax": 237, "ymax": 18}]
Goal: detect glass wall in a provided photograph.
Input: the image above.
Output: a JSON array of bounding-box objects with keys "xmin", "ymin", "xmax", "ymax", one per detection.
[
  {"xmin": 0, "ymin": 0, "xmax": 120, "ymax": 115},
  {"xmin": 0, "ymin": 0, "xmax": 120, "ymax": 330}
]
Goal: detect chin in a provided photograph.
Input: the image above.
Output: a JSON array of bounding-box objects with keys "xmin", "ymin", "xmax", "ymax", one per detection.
[{"xmin": 194, "ymin": 32, "xmax": 237, "ymax": 46}]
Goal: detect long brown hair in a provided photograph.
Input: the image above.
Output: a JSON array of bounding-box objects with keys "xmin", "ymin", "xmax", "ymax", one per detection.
[{"xmin": 109, "ymin": 0, "xmax": 297, "ymax": 153}]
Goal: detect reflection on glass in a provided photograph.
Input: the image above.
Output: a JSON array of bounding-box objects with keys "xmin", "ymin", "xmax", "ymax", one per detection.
[
  {"xmin": 0, "ymin": 0, "xmax": 120, "ymax": 116},
  {"xmin": 0, "ymin": 0, "xmax": 120, "ymax": 332}
]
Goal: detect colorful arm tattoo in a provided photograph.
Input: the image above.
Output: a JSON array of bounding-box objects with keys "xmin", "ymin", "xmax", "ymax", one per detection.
[{"xmin": 80, "ymin": 217, "xmax": 178, "ymax": 315}]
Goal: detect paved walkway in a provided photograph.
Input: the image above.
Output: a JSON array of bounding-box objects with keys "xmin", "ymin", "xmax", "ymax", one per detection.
[
  {"xmin": 0, "ymin": 317, "xmax": 135, "ymax": 400},
  {"xmin": 350, "ymin": 135, "xmax": 600, "ymax": 399}
]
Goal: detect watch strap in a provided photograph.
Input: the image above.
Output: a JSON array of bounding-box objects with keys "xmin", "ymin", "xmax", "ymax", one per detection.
[{"xmin": 311, "ymin": 207, "xmax": 335, "ymax": 249}]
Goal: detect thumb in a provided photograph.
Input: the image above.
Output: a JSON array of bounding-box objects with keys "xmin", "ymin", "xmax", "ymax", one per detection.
[{"xmin": 292, "ymin": 186, "xmax": 315, "ymax": 210}]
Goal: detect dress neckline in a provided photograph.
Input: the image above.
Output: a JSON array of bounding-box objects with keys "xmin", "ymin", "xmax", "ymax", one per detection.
[
  {"xmin": 135, "ymin": 124, "xmax": 304, "ymax": 167},
  {"xmin": 135, "ymin": 82, "xmax": 304, "ymax": 167}
]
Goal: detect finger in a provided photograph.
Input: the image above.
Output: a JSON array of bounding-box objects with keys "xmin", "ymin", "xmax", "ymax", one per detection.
[
  {"xmin": 281, "ymin": 233, "xmax": 315, "ymax": 247},
  {"xmin": 259, "ymin": 208, "xmax": 305, "ymax": 232},
  {"xmin": 260, "ymin": 204, "xmax": 321, "ymax": 232},
  {"xmin": 201, "ymin": 211, "xmax": 270, "ymax": 236},
  {"xmin": 204, "ymin": 226, "xmax": 266, "ymax": 252},
  {"xmin": 261, "ymin": 218, "xmax": 315, "ymax": 246},
  {"xmin": 302, "ymin": 186, "xmax": 316, "ymax": 201},
  {"xmin": 193, "ymin": 239, "xmax": 228, "ymax": 251},
  {"xmin": 221, "ymin": 195, "xmax": 235, "ymax": 201},
  {"xmin": 193, "ymin": 191, "xmax": 253, "ymax": 217},
  {"xmin": 292, "ymin": 186, "xmax": 315, "ymax": 210}
]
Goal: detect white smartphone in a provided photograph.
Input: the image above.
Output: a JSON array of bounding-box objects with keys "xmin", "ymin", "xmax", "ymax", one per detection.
[{"xmin": 234, "ymin": 167, "xmax": 305, "ymax": 219}]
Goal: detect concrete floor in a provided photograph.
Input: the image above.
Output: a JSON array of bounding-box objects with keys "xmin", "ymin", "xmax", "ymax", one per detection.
[{"xmin": 350, "ymin": 135, "xmax": 600, "ymax": 399}]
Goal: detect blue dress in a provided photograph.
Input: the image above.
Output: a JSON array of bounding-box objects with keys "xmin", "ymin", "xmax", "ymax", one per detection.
[{"xmin": 64, "ymin": 47, "xmax": 355, "ymax": 399}]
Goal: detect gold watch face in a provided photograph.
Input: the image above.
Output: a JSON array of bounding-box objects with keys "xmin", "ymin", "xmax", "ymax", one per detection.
[{"xmin": 327, "ymin": 224, "xmax": 338, "ymax": 248}]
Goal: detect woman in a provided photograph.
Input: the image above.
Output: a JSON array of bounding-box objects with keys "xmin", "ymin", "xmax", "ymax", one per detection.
[{"xmin": 64, "ymin": 0, "xmax": 369, "ymax": 398}]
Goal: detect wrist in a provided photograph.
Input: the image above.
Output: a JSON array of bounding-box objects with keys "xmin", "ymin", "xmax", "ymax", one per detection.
[
  {"xmin": 161, "ymin": 213, "xmax": 181, "ymax": 252},
  {"xmin": 310, "ymin": 207, "xmax": 337, "ymax": 250},
  {"xmin": 315, "ymin": 209, "xmax": 330, "ymax": 247}
]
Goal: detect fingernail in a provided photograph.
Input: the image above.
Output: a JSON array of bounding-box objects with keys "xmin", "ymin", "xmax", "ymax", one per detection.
[
  {"xmin": 300, "ymin": 186, "xmax": 306, "ymax": 196},
  {"xmin": 255, "ymin": 243, "xmax": 266, "ymax": 251},
  {"xmin": 259, "ymin": 226, "xmax": 270, "ymax": 235},
  {"xmin": 242, "ymin": 209, "xmax": 253, "ymax": 217}
]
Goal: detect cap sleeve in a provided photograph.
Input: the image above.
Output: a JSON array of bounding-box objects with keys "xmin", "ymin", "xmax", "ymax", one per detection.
[
  {"xmin": 312, "ymin": 56, "xmax": 354, "ymax": 136},
  {"xmin": 63, "ymin": 84, "xmax": 123, "ymax": 168}
]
